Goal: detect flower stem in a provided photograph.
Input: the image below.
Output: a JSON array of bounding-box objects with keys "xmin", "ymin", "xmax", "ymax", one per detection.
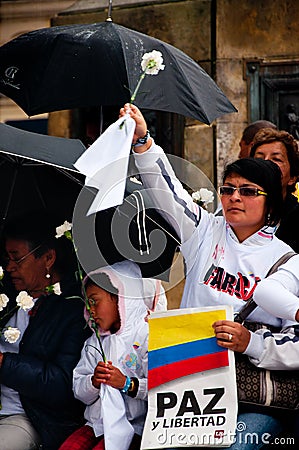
[
  {"xmin": 72, "ymin": 240, "xmax": 107, "ymax": 363},
  {"xmin": 130, "ymin": 71, "xmax": 146, "ymax": 103},
  {"xmin": 0, "ymin": 305, "xmax": 18, "ymax": 323}
]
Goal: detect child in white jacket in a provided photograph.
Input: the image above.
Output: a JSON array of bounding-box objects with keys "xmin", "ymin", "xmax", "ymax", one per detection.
[{"xmin": 59, "ymin": 261, "xmax": 148, "ymax": 450}]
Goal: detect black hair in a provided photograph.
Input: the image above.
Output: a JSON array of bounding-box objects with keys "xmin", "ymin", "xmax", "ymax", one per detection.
[
  {"xmin": 85, "ymin": 272, "xmax": 119, "ymax": 299},
  {"xmin": 1, "ymin": 210, "xmax": 77, "ymax": 277},
  {"xmin": 223, "ymin": 158, "xmax": 283, "ymax": 226},
  {"xmin": 241, "ymin": 120, "xmax": 277, "ymax": 144}
]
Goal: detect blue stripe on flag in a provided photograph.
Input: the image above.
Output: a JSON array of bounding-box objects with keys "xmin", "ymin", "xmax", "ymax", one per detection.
[{"xmin": 148, "ymin": 337, "xmax": 223, "ymax": 370}]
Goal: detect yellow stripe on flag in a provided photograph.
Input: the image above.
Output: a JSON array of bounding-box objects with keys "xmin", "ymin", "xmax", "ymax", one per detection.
[{"xmin": 149, "ymin": 309, "xmax": 227, "ymax": 351}]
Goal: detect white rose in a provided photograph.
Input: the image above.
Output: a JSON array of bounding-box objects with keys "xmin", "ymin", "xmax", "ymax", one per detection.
[
  {"xmin": 4, "ymin": 327, "xmax": 21, "ymax": 344},
  {"xmin": 0, "ymin": 293, "xmax": 9, "ymax": 311},
  {"xmin": 53, "ymin": 282, "xmax": 61, "ymax": 296},
  {"xmin": 191, "ymin": 191, "xmax": 202, "ymax": 203},
  {"xmin": 129, "ymin": 176, "xmax": 142, "ymax": 185},
  {"xmin": 55, "ymin": 220, "xmax": 72, "ymax": 238},
  {"xmin": 199, "ymin": 188, "xmax": 214, "ymax": 205},
  {"xmin": 0, "ymin": 266, "xmax": 4, "ymax": 280},
  {"xmin": 16, "ymin": 291, "xmax": 34, "ymax": 311},
  {"xmin": 141, "ymin": 50, "xmax": 165, "ymax": 75}
]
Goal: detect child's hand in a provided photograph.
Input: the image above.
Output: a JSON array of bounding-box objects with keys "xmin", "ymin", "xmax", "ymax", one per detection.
[
  {"xmin": 92, "ymin": 360, "xmax": 127, "ymax": 390},
  {"xmin": 91, "ymin": 361, "xmax": 110, "ymax": 388}
]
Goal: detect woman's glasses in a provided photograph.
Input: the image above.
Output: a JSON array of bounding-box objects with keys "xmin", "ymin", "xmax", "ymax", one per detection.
[
  {"xmin": 219, "ymin": 186, "xmax": 267, "ymax": 197},
  {"xmin": 3, "ymin": 244, "xmax": 42, "ymax": 267}
]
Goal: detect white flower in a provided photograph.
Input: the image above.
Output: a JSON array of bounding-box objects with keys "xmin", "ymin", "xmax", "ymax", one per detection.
[
  {"xmin": 141, "ymin": 50, "xmax": 165, "ymax": 75},
  {"xmin": 192, "ymin": 188, "xmax": 214, "ymax": 206},
  {"xmin": 53, "ymin": 282, "xmax": 61, "ymax": 295},
  {"xmin": 16, "ymin": 291, "xmax": 34, "ymax": 311},
  {"xmin": 0, "ymin": 266, "xmax": 4, "ymax": 280},
  {"xmin": 4, "ymin": 327, "xmax": 21, "ymax": 344},
  {"xmin": 55, "ymin": 221, "xmax": 72, "ymax": 239},
  {"xmin": 130, "ymin": 176, "xmax": 142, "ymax": 185},
  {"xmin": 0, "ymin": 293, "xmax": 9, "ymax": 311}
]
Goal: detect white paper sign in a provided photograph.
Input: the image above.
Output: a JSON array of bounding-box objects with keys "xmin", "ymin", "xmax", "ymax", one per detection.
[{"xmin": 141, "ymin": 306, "xmax": 238, "ymax": 448}]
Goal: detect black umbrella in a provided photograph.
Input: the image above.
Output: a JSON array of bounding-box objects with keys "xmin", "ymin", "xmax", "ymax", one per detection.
[
  {"xmin": 0, "ymin": 21, "xmax": 237, "ymax": 123},
  {"xmin": 0, "ymin": 123, "xmax": 179, "ymax": 279},
  {"xmin": 0, "ymin": 123, "xmax": 86, "ymax": 227},
  {"xmin": 73, "ymin": 176, "xmax": 180, "ymax": 281},
  {"xmin": 0, "ymin": 122, "xmax": 86, "ymax": 170}
]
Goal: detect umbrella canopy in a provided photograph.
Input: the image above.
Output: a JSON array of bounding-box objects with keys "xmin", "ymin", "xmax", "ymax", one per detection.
[
  {"xmin": 0, "ymin": 123, "xmax": 86, "ymax": 228},
  {"xmin": 0, "ymin": 21, "xmax": 237, "ymax": 123},
  {"xmin": 73, "ymin": 177, "xmax": 180, "ymax": 281},
  {"xmin": 0, "ymin": 123, "xmax": 178, "ymax": 279},
  {"xmin": 0, "ymin": 122, "xmax": 86, "ymax": 170}
]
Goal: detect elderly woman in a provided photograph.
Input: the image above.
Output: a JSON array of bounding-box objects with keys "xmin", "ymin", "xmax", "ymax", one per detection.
[
  {"xmin": 250, "ymin": 128, "xmax": 299, "ymax": 252},
  {"xmin": 0, "ymin": 211, "xmax": 91, "ymax": 450},
  {"xmin": 119, "ymin": 103, "xmax": 298, "ymax": 448}
]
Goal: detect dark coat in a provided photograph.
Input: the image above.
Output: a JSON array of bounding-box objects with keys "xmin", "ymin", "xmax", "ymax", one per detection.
[
  {"xmin": 0, "ymin": 290, "xmax": 91, "ymax": 449},
  {"xmin": 276, "ymin": 192, "xmax": 299, "ymax": 253}
]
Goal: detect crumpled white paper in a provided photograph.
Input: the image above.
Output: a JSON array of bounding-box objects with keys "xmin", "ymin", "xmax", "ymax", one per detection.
[{"xmin": 74, "ymin": 114, "xmax": 135, "ymax": 215}]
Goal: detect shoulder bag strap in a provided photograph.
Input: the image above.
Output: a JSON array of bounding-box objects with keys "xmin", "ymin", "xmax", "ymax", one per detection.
[{"xmin": 234, "ymin": 251, "xmax": 297, "ymax": 323}]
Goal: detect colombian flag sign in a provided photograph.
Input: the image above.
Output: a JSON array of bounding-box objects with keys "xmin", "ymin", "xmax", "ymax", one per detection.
[
  {"xmin": 148, "ymin": 309, "xmax": 229, "ymax": 390},
  {"xmin": 141, "ymin": 306, "xmax": 238, "ymax": 449}
]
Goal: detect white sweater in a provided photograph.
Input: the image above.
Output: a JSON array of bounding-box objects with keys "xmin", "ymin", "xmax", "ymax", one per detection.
[
  {"xmin": 254, "ymin": 254, "xmax": 299, "ymax": 321},
  {"xmin": 134, "ymin": 142, "xmax": 299, "ymax": 370}
]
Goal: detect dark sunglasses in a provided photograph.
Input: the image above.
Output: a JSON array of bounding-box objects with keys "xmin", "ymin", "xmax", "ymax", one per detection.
[{"xmin": 219, "ymin": 186, "xmax": 268, "ymax": 197}]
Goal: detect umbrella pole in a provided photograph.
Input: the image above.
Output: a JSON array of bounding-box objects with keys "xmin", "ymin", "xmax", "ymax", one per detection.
[
  {"xmin": 0, "ymin": 167, "xmax": 18, "ymax": 233},
  {"xmin": 106, "ymin": 0, "xmax": 113, "ymax": 22},
  {"xmin": 99, "ymin": 106, "xmax": 103, "ymax": 136}
]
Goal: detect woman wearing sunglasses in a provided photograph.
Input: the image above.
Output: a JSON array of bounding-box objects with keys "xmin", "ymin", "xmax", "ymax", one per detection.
[{"xmin": 120, "ymin": 103, "xmax": 298, "ymax": 448}]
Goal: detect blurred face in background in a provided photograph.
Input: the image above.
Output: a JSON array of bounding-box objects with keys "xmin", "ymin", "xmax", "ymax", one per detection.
[
  {"xmin": 5, "ymin": 239, "xmax": 53, "ymax": 293},
  {"xmin": 252, "ymin": 142, "xmax": 296, "ymax": 198},
  {"xmin": 238, "ymin": 139, "xmax": 252, "ymax": 159}
]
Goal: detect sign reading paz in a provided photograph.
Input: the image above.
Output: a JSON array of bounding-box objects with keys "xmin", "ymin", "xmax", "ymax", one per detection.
[{"xmin": 141, "ymin": 306, "xmax": 238, "ymax": 448}]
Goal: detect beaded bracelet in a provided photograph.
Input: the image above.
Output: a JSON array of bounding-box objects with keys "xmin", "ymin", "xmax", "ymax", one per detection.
[
  {"xmin": 121, "ymin": 375, "xmax": 131, "ymax": 393},
  {"xmin": 132, "ymin": 130, "xmax": 150, "ymax": 147}
]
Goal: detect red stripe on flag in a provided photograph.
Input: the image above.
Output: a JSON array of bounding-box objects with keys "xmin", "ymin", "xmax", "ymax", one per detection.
[{"xmin": 148, "ymin": 351, "xmax": 228, "ymax": 390}]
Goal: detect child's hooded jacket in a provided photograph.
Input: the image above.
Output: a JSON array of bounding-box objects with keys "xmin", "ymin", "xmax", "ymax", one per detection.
[{"xmin": 73, "ymin": 261, "xmax": 148, "ymax": 448}]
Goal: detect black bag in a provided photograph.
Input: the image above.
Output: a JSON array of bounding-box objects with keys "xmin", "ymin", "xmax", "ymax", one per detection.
[{"xmin": 234, "ymin": 252, "xmax": 299, "ymax": 412}]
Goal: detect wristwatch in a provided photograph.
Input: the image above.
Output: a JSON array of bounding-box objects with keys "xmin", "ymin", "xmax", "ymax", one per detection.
[
  {"xmin": 128, "ymin": 377, "xmax": 139, "ymax": 398},
  {"xmin": 128, "ymin": 378, "xmax": 135, "ymax": 392}
]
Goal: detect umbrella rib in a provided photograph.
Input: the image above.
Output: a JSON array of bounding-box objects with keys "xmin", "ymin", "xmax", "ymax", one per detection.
[
  {"xmin": 55, "ymin": 167, "xmax": 84, "ymax": 186},
  {"xmin": 1, "ymin": 167, "xmax": 18, "ymax": 227},
  {"xmin": 0, "ymin": 154, "xmax": 20, "ymax": 164}
]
